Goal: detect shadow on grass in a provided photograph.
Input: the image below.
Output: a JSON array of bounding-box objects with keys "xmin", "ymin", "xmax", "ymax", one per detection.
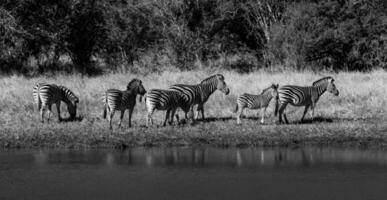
[
  {"xmin": 195, "ymin": 117, "xmax": 234, "ymax": 123},
  {"xmin": 294, "ymin": 116, "xmax": 334, "ymax": 124},
  {"xmin": 61, "ymin": 116, "xmax": 84, "ymax": 122},
  {"xmin": 178, "ymin": 116, "xmax": 273, "ymax": 125}
]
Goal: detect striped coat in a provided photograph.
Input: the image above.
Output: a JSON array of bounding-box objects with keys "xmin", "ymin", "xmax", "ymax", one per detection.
[
  {"xmin": 169, "ymin": 74, "xmax": 230, "ymax": 121},
  {"xmin": 32, "ymin": 83, "xmax": 79, "ymax": 122},
  {"xmin": 234, "ymin": 84, "xmax": 279, "ymax": 124},
  {"xmin": 145, "ymin": 89, "xmax": 190, "ymax": 127},
  {"xmin": 275, "ymin": 77, "xmax": 339, "ymax": 124},
  {"xmin": 103, "ymin": 79, "xmax": 146, "ymax": 129}
]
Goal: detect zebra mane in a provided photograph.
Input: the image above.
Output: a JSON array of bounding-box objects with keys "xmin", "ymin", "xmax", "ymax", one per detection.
[
  {"xmin": 260, "ymin": 86, "xmax": 272, "ymax": 95},
  {"xmin": 200, "ymin": 74, "xmax": 224, "ymax": 84},
  {"xmin": 312, "ymin": 76, "xmax": 333, "ymax": 86},
  {"xmin": 126, "ymin": 79, "xmax": 140, "ymax": 90},
  {"xmin": 59, "ymin": 85, "xmax": 78, "ymax": 103},
  {"xmin": 260, "ymin": 84, "xmax": 277, "ymax": 95}
]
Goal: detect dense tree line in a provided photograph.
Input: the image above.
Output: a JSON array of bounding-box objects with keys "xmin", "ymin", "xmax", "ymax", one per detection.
[{"xmin": 0, "ymin": 0, "xmax": 386, "ymax": 75}]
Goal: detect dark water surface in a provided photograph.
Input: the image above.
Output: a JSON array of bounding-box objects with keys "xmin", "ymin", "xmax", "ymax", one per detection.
[{"xmin": 1, "ymin": 147, "xmax": 387, "ymax": 200}]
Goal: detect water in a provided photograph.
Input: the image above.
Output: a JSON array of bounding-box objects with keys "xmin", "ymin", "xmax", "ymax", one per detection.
[{"xmin": 1, "ymin": 147, "xmax": 387, "ymax": 200}]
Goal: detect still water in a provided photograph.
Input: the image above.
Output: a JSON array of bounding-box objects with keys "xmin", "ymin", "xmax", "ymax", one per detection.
[{"xmin": 1, "ymin": 147, "xmax": 387, "ymax": 200}]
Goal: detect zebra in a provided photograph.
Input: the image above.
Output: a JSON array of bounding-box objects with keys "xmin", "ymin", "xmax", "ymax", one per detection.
[
  {"xmin": 234, "ymin": 83, "xmax": 279, "ymax": 124},
  {"xmin": 32, "ymin": 83, "xmax": 79, "ymax": 123},
  {"xmin": 145, "ymin": 89, "xmax": 190, "ymax": 127},
  {"xmin": 102, "ymin": 79, "xmax": 146, "ymax": 129},
  {"xmin": 169, "ymin": 74, "xmax": 230, "ymax": 121},
  {"xmin": 274, "ymin": 76, "xmax": 339, "ymax": 124}
]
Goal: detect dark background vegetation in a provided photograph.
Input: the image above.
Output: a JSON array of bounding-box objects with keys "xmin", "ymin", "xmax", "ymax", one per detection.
[{"xmin": 1, "ymin": 0, "xmax": 386, "ymax": 75}]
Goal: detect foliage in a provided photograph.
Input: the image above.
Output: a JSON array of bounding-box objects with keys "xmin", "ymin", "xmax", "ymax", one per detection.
[
  {"xmin": 269, "ymin": 0, "xmax": 387, "ymax": 71},
  {"xmin": 0, "ymin": 0, "xmax": 386, "ymax": 75}
]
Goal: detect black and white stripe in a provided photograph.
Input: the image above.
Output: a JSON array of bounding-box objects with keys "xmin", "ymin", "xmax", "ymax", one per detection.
[
  {"xmin": 145, "ymin": 89, "xmax": 190, "ymax": 127},
  {"xmin": 275, "ymin": 77, "xmax": 339, "ymax": 123},
  {"xmin": 32, "ymin": 83, "xmax": 79, "ymax": 123},
  {"xmin": 234, "ymin": 84, "xmax": 279, "ymax": 124},
  {"xmin": 102, "ymin": 79, "xmax": 146, "ymax": 129},
  {"xmin": 169, "ymin": 74, "xmax": 230, "ymax": 121}
]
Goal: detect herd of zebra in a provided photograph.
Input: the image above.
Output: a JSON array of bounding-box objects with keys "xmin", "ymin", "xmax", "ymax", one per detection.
[{"xmin": 32, "ymin": 74, "xmax": 339, "ymax": 129}]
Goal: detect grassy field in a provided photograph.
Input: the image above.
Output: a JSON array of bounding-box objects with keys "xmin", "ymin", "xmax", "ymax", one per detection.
[{"xmin": 1, "ymin": 69, "xmax": 387, "ymax": 149}]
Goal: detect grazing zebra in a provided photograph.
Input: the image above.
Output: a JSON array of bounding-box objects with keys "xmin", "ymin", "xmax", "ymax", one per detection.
[
  {"xmin": 32, "ymin": 83, "xmax": 79, "ymax": 123},
  {"xmin": 145, "ymin": 89, "xmax": 190, "ymax": 127},
  {"xmin": 102, "ymin": 79, "xmax": 146, "ymax": 129},
  {"xmin": 169, "ymin": 74, "xmax": 230, "ymax": 121},
  {"xmin": 274, "ymin": 76, "xmax": 339, "ymax": 124},
  {"xmin": 234, "ymin": 83, "xmax": 279, "ymax": 124}
]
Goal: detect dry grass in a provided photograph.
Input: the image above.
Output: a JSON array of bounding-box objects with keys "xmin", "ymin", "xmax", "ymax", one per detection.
[{"xmin": 0, "ymin": 69, "xmax": 386, "ymax": 149}]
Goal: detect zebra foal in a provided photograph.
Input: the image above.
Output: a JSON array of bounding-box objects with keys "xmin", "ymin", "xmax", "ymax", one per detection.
[
  {"xmin": 145, "ymin": 89, "xmax": 190, "ymax": 127},
  {"xmin": 103, "ymin": 79, "xmax": 146, "ymax": 129},
  {"xmin": 234, "ymin": 83, "xmax": 279, "ymax": 124},
  {"xmin": 169, "ymin": 74, "xmax": 230, "ymax": 121},
  {"xmin": 32, "ymin": 83, "xmax": 79, "ymax": 123},
  {"xmin": 275, "ymin": 76, "xmax": 339, "ymax": 124}
]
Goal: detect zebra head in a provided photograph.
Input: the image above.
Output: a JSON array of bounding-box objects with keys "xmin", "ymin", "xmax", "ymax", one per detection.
[
  {"xmin": 327, "ymin": 78, "xmax": 339, "ymax": 96},
  {"xmin": 127, "ymin": 78, "xmax": 147, "ymax": 96},
  {"xmin": 215, "ymin": 74, "xmax": 230, "ymax": 95},
  {"xmin": 313, "ymin": 76, "xmax": 339, "ymax": 96},
  {"xmin": 270, "ymin": 83, "xmax": 279, "ymax": 100},
  {"xmin": 68, "ymin": 96, "xmax": 79, "ymax": 120},
  {"xmin": 261, "ymin": 83, "xmax": 279, "ymax": 100}
]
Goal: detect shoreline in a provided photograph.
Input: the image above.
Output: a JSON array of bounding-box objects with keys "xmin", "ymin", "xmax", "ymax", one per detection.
[{"xmin": 1, "ymin": 117, "xmax": 386, "ymax": 150}]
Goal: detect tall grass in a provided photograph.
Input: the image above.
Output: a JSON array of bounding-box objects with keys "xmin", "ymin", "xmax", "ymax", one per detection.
[
  {"xmin": 1, "ymin": 69, "xmax": 387, "ymax": 148},
  {"xmin": 1, "ymin": 69, "xmax": 386, "ymax": 127}
]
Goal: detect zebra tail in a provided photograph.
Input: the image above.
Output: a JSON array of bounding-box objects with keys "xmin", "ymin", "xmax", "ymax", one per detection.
[{"xmin": 102, "ymin": 93, "xmax": 107, "ymax": 119}]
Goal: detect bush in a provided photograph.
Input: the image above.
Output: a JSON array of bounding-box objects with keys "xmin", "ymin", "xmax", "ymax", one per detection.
[
  {"xmin": 268, "ymin": 0, "xmax": 387, "ymax": 71},
  {"xmin": 0, "ymin": 0, "xmax": 386, "ymax": 75}
]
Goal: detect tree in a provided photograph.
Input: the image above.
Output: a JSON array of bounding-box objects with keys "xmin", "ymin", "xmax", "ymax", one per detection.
[{"xmin": 65, "ymin": 0, "xmax": 107, "ymax": 74}]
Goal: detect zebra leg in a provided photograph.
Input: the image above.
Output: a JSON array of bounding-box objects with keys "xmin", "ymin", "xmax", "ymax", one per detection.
[
  {"xmin": 128, "ymin": 108, "xmax": 133, "ymax": 128},
  {"xmin": 284, "ymin": 114, "xmax": 289, "ymax": 124},
  {"xmin": 56, "ymin": 102, "xmax": 62, "ymax": 122},
  {"xmin": 47, "ymin": 105, "xmax": 52, "ymax": 123},
  {"xmin": 163, "ymin": 109, "xmax": 171, "ymax": 127},
  {"xmin": 199, "ymin": 104, "xmax": 205, "ymax": 120},
  {"xmin": 189, "ymin": 105, "xmax": 195, "ymax": 122},
  {"xmin": 260, "ymin": 107, "xmax": 267, "ymax": 124},
  {"xmin": 109, "ymin": 110, "xmax": 115, "ymax": 130},
  {"xmin": 147, "ymin": 109, "xmax": 154, "ymax": 127},
  {"xmin": 118, "ymin": 110, "xmax": 125, "ymax": 128},
  {"xmin": 194, "ymin": 105, "xmax": 200, "ymax": 120},
  {"xmin": 236, "ymin": 106, "xmax": 243, "ymax": 125},
  {"xmin": 40, "ymin": 105, "xmax": 46, "ymax": 123},
  {"xmin": 278, "ymin": 103, "xmax": 287, "ymax": 124},
  {"xmin": 301, "ymin": 105, "xmax": 310, "ymax": 122},
  {"xmin": 310, "ymin": 105, "xmax": 315, "ymax": 121},
  {"xmin": 169, "ymin": 108, "xmax": 177, "ymax": 125}
]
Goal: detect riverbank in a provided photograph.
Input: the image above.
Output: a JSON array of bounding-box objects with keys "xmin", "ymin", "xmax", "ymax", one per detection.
[
  {"xmin": 1, "ymin": 70, "xmax": 386, "ymax": 149},
  {"xmin": 1, "ymin": 117, "xmax": 387, "ymax": 149}
]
